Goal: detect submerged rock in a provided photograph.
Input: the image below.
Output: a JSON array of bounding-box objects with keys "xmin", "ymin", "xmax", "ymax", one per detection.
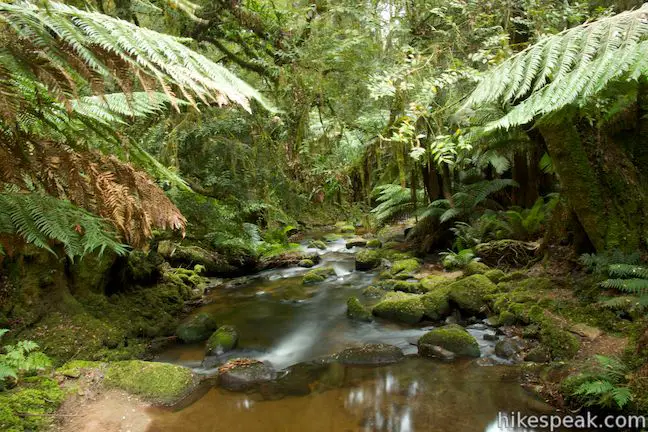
[
  {"xmin": 372, "ymin": 292, "xmax": 424, "ymax": 324},
  {"xmin": 176, "ymin": 312, "xmax": 218, "ymax": 343},
  {"xmin": 418, "ymin": 344, "xmax": 456, "ymax": 362},
  {"xmin": 218, "ymin": 359, "xmax": 275, "ymax": 392},
  {"xmin": 346, "ymin": 297, "xmax": 373, "ymax": 322},
  {"xmin": 418, "ymin": 324, "xmax": 480, "ymax": 358},
  {"xmin": 334, "ymin": 343, "xmax": 404, "ymax": 365},
  {"xmin": 206, "ymin": 325, "xmax": 239, "ymax": 356}
]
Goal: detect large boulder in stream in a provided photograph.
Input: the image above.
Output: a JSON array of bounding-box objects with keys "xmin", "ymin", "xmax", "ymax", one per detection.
[
  {"xmin": 355, "ymin": 249, "xmax": 382, "ymax": 271},
  {"xmin": 418, "ymin": 324, "xmax": 480, "ymax": 358},
  {"xmin": 372, "ymin": 292, "xmax": 424, "ymax": 324},
  {"xmin": 176, "ymin": 312, "xmax": 218, "ymax": 343},
  {"xmin": 345, "ymin": 237, "xmax": 368, "ymax": 249},
  {"xmin": 206, "ymin": 325, "xmax": 239, "ymax": 355},
  {"xmin": 447, "ymin": 274, "xmax": 497, "ymax": 315},
  {"xmin": 334, "ymin": 344, "xmax": 404, "ymax": 365},
  {"xmin": 158, "ymin": 241, "xmax": 237, "ymax": 275},
  {"xmin": 218, "ymin": 359, "xmax": 276, "ymax": 392}
]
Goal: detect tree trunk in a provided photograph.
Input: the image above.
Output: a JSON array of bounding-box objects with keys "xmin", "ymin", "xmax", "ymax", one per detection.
[{"xmin": 539, "ymin": 122, "xmax": 648, "ymax": 252}]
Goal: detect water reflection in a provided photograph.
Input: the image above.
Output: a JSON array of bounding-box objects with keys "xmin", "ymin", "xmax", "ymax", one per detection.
[{"xmin": 147, "ymin": 358, "xmax": 556, "ymax": 432}]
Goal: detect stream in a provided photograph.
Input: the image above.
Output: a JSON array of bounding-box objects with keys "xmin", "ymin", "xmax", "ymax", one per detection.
[{"xmin": 148, "ymin": 237, "xmax": 555, "ymax": 431}]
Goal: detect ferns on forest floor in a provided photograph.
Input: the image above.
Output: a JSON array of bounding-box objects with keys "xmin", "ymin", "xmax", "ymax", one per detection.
[
  {"xmin": 566, "ymin": 355, "xmax": 632, "ymax": 410},
  {"xmin": 0, "ymin": 330, "xmax": 51, "ymax": 385},
  {"xmin": 580, "ymin": 251, "xmax": 648, "ymax": 314}
]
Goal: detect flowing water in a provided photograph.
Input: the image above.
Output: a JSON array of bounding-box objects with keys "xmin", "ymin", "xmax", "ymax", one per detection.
[{"xmin": 149, "ymin": 238, "xmax": 557, "ymax": 431}]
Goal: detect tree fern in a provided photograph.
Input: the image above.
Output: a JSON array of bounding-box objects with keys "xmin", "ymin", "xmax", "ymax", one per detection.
[
  {"xmin": 0, "ymin": 192, "xmax": 128, "ymax": 259},
  {"xmin": 0, "ymin": 1, "xmax": 271, "ymax": 112},
  {"xmin": 370, "ymin": 184, "xmax": 426, "ymax": 224},
  {"xmin": 466, "ymin": 6, "xmax": 648, "ymax": 130}
]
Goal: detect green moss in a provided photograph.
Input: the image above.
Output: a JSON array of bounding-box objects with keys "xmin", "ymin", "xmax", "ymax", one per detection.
[
  {"xmin": 307, "ymin": 240, "xmax": 327, "ymax": 250},
  {"xmin": 420, "ymin": 275, "xmax": 454, "ymax": 292},
  {"xmin": 302, "ymin": 266, "xmax": 336, "ymax": 284},
  {"xmin": 538, "ymin": 320, "xmax": 580, "ymax": 360},
  {"xmin": 323, "ymin": 233, "xmax": 342, "ymax": 242},
  {"xmin": 418, "ymin": 324, "xmax": 480, "ymax": 357},
  {"xmin": 366, "ymin": 239, "xmax": 382, "ymax": 249},
  {"xmin": 372, "ymin": 292, "xmax": 424, "ymax": 324},
  {"xmin": 355, "ymin": 249, "xmax": 382, "ymax": 271},
  {"xmin": 176, "ymin": 312, "xmax": 218, "ymax": 343},
  {"xmin": 498, "ymin": 310, "xmax": 516, "ymax": 326},
  {"xmin": 104, "ymin": 360, "xmax": 195, "ymax": 404},
  {"xmin": 499, "ymin": 271, "xmax": 528, "ymax": 282},
  {"xmin": 464, "ymin": 261, "xmax": 490, "ymax": 275},
  {"xmin": 338, "ymin": 224, "xmax": 356, "ymax": 234},
  {"xmin": 391, "ymin": 280, "xmax": 424, "ymax": 294},
  {"xmin": 448, "ymin": 274, "xmax": 497, "ymax": 315},
  {"xmin": 346, "ymin": 297, "xmax": 373, "ymax": 322},
  {"xmin": 387, "ymin": 259, "xmax": 421, "ymax": 279},
  {"xmin": 206, "ymin": 325, "xmax": 239, "ymax": 355},
  {"xmin": 421, "ymin": 287, "xmax": 451, "ymax": 321},
  {"xmin": 298, "ymin": 259, "xmax": 315, "ymax": 268},
  {"xmin": 0, "ymin": 377, "xmax": 66, "ymax": 432},
  {"xmin": 57, "ymin": 360, "xmax": 101, "ymax": 378},
  {"xmin": 484, "ymin": 269, "xmax": 506, "ymax": 283},
  {"xmin": 362, "ymin": 286, "xmax": 386, "ymax": 298}
]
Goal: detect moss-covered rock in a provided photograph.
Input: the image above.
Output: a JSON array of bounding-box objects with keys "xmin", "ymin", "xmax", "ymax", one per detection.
[
  {"xmin": 302, "ymin": 266, "xmax": 336, "ymax": 284},
  {"xmin": 345, "ymin": 237, "xmax": 367, "ymax": 248},
  {"xmin": 307, "ymin": 240, "xmax": 327, "ymax": 250},
  {"xmin": 387, "ymin": 259, "xmax": 421, "ymax": 279},
  {"xmin": 418, "ymin": 324, "xmax": 480, "ymax": 358},
  {"xmin": 298, "ymin": 259, "xmax": 315, "ymax": 268},
  {"xmin": 362, "ymin": 286, "xmax": 386, "ymax": 299},
  {"xmin": 176, "ymin": 312, "xmax": 218, "ymax": 343},
  {"xmin": 206, "ymin": 325, "xmax": 239, "ymax": 355},
  {"xmin": 464, "ymin": 261, "xmax": 490, "ymax": 275},
  {"xmin": 391, "ymin": 280, "xmax": 424, "ymax": 294},
  {"xmin": 421, "ymin": 288, "xmax": 451, "ymax": 321},
  {"xmin": 524, "ymin": 346, "xmax": 551, "ymax": 363},
  {"xmin": 57, "ymin": 360, "xmax": 101, "ymax": 378},
  {"xmin": 484, "ymin": 269, "xmax": 506, "ymax": 283},
  {"xmin": 372, "ymin": 292, "xmax": 424, "ymax": 324},
  {"xmin": 355, "ymin": 249, "xmax": 382, "ymax": 271},
  {"xmin": 538, "ymin": 320, "xmax": 580, "ymax": 360},
  {"xmin": 366, "ymin": 239, "xmax": 382, "ymax": 249},
  {"xmin": 104, "ymin": 360, "xmax": 195, "ymax": 404},
  {"xmin": 0, "ymin": 377, "xmax": 66, "ymax": 432},
  {"xmin": 498, "ymin": 310, "xmax": 517, "ymax": 326},
  {"xmin": 346, "ymin": 297, "xmax": 373, "ymax": 322},
  {"xmin": 158, "ymin": 241, "xmax": 235, "ymax": 275},
  {"xmin": 447, "ymin": 274, "xmax": 497, "ymax": 315},
  {"xmin": 334, "ymin": 344, "xmax": 404, "ymax": 365},
  {"xmin": 420, "ymin": 274, "xmax": 454, "ymax": 292}
]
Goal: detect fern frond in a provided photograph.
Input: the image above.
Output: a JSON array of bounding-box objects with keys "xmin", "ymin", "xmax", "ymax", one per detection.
[
  {"xmin": 607, "ymin": 264, "xmax": 648, "ymax": 279},
  {"xmin": 0, "ymin": 192, "xmax": 128, "ymax": 259},
  {"xmin": 600, "ymin": 278, "xmax": 648, "ymax": 295},
  {"xmin": 466, "ymin": 6, "xmax": 648, "ymax": 130}
]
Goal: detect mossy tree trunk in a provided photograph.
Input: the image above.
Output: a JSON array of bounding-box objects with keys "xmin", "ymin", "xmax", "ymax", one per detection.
[{"xmin": 539, "ymin": 121, "xmax": 648, "ymax": 252}]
